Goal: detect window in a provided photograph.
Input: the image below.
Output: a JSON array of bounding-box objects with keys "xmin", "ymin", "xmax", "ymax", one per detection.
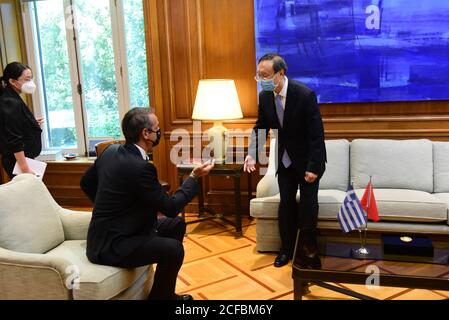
[
  {"xmin": 123, "ymin": 0, "xmax": 149, "ymax": 109},
  {"xmin": 22, "ymin": 0, "xmax": 150, "ymax": 154}
]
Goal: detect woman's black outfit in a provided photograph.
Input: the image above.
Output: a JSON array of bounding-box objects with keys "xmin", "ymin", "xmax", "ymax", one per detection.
[{"xmin": 0, "ymin": 86, "xmax": 42, "ymax": 178}]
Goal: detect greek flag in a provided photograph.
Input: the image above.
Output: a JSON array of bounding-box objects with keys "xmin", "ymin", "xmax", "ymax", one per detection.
[{"xmin": 338, "ymin": 185, "xmax": 367, "ymax": 233}]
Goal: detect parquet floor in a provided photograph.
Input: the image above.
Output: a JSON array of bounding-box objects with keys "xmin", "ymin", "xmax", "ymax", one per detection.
[
  {"xmin": 66, "ymin": 207, "xmax": 449, "ymax": 300},
  {"xmin": 179, "ymin": 214, "xmax": 449, "ymax": 300}
]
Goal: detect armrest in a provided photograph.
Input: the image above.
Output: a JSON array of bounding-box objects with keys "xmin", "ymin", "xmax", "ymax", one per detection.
[
  {"xmin": 0, "ymin": 246, "xmax": 73, "ymax": 299},
  {"xmin": 255, "ymin": 137, "xmax": 279, "ymax": 198},
  {"xmin": 0, "ymin": 246, "xmax": 72, "ymax": 275},
  {"xmin": 256, "ymin": 174, "xmax": 279, "ymax": 198},
  {"xmin": 59, "ymin": 208, "xmax": 91, "ymax": 240}
]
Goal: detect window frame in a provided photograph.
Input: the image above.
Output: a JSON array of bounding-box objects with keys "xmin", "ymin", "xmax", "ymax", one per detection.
[{"xmin": 21, "ymin": 0, "xmax": 140, "ymax": 155}]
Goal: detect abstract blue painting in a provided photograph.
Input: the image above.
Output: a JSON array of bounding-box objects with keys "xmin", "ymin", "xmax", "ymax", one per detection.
[{"xmin": 254, "ymin": 0, "xmax": 449, "ymax": 103}]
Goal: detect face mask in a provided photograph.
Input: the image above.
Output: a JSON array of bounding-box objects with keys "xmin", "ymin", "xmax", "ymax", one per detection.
[
  {"xmin": 21, "ymin": 80, "xmax": 36, "ymax": 95},
  {"xmin": 150, "ymin": 128, "xmax": 162, "ymax": 147},
  {"xmin": 257, "ymin": 72, "xmax": 280, "ymax": 92},
  {"xmin": 260, "ymin": 78, "xmax": 277, "ymax": 92}
]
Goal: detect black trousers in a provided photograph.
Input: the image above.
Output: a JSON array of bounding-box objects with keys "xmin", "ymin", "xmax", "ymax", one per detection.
[
  {"xmin": 277, "ymin": 163, "xmax": 320, "ymax": 256},
  {"xmin": 116, "ymin": 216, "xmax": 186, "ymax": 300}
]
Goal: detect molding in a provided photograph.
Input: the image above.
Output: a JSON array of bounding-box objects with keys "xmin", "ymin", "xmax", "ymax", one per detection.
[{"xmin": 323, "ymin": 115, "xmax": 449, "ymax": 123}]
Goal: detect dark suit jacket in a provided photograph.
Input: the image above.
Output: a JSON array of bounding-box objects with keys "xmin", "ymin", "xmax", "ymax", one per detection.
[
  {"xmin": 80, "ymin": 143, "xmax": 198, "ymax": 266},
  {"xmin": 249, "ymin": 79, "xmax": 327, "ymax": 177},
  {"xmin": 0, "ymin": 86, "xmax": 42, "ymax": 176}
]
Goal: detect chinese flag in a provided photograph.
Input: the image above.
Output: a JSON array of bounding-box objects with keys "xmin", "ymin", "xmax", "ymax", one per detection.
[{"xmin": 361, "ymin": 181, "xmax": 380, "ymax": 222}]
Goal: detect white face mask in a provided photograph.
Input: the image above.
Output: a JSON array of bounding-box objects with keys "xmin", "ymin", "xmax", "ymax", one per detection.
[{"xmin": 21, "ymin": 80, "xmax": 36, "ymax": 95}]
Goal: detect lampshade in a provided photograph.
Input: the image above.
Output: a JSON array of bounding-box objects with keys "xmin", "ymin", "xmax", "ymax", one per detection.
[{"xmin": 192, "ymin": 79, "xmax": 243, "ymax": 120}]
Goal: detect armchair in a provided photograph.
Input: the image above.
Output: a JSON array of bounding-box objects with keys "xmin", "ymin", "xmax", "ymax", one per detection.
[{"xmin": 0, "ymin": 174, "xmax": 154, "ymax": 300}]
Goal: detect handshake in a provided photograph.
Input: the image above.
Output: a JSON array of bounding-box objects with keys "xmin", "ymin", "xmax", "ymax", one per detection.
[{"xmin": 190, "ymin": 159, "xmax": 216, "ymax": 180}]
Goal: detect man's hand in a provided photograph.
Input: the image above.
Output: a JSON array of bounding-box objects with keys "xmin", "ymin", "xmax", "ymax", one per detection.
[
  {"xmin": 304, "ymin": 171, "xmax": 318, "ymax": 184},
  {"xmin": 244, "ymin": 155, "xmax": 256, "ymax": 173},
  {"xmin": 191, "ymin": 159, "xmax": 215, "ymax": 179}
]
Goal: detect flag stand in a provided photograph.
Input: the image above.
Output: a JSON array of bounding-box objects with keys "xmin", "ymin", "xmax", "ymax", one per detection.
[
  {"xmin": 354, "ymin": 176, "xmax": 372, "ymax": 258},
  {"xmin": 339, "ymin": 181, "xmax": 374, "ymax": 259},
  {"xmin": 354, "ymin": 229, "xmax": 370, "ymax": 257}
]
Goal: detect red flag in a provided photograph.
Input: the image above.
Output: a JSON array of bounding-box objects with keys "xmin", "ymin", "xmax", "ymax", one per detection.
[{"xmin": 361, "ymin": 181, "xmax": 380, "ymax": 222}]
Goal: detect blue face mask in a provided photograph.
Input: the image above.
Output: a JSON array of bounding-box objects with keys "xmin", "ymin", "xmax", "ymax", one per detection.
[
  {"xmin": 257, "ymin": 72, "xmax": 280, "ymax": 92},
  {"xmin": 260, "ymin": 78, "xmax": 277, "ymax": 92}
]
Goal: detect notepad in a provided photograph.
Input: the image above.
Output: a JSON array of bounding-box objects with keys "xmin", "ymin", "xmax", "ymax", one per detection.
[{"xmin": 13, "ymin": 157, "xmax": 47, "ymax": 179}]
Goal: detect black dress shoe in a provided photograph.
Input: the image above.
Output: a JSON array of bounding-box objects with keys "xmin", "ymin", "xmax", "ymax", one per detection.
[
  {"xmin": 274, "ymin": 253, "xmax": 291, "ymax": 268},
  {"xmin": 175, "ymin": 294, "xmax": 194, "ymax": 301}
]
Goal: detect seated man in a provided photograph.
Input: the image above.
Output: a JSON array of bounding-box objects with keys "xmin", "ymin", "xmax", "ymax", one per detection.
[{"xmin": 80, "ymin": 107, "xmax": 214, "ymax": 300}]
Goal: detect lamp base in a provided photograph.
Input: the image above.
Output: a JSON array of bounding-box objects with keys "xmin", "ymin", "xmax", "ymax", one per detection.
[{"xmin": 207, "ymin": 122, "xmax": 227, "ymax": 164}]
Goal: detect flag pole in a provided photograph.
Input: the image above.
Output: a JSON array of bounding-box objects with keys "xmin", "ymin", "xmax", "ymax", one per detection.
[
  {"xmin": 358, "ymin": 228, "xmax": 364, "ymax": 252},
  {"xmin": 355, "ymin": 228, "xmax": 369, "ymax": 257},
  {"xmin": 364, "ymin": 176, "xmax": 372, "ymax": 250},
  {"xmin": 354, "ymin": 179, "xmax": 369, "ymax": 257}
]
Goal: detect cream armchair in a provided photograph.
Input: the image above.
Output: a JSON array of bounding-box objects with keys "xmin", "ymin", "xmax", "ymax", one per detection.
[{"xmin": 0, "ymin": 174, "xmax": 154, "ymax": 300}]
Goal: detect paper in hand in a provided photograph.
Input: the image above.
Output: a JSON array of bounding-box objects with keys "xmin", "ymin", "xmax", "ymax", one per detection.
[{"xmin": 13, "ymin": 157, "xmax": 47, "ymax": 179}]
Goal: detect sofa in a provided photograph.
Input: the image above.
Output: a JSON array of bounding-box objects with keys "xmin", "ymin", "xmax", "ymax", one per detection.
[
  {"xmin": 250, "ymin": 138, "xmax": 449, "ymax": 252},
  {"xmin": 0, "ymin": 174, "xmax": 154, "ymax": 300}
]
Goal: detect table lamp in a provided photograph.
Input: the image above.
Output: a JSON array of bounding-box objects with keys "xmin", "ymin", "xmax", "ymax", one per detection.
[{"xmin": 192, "ymin": 79, "xmax": 243, "ymax": 164}]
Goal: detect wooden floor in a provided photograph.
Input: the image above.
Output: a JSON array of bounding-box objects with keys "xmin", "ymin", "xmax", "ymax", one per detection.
[
  {"xmin": 179, "ymin": 214, "xmax": 449, "ymax": 300},
  {"xmin": 66, "ymin": 207, "xmax": 449, "ymax": 300}
]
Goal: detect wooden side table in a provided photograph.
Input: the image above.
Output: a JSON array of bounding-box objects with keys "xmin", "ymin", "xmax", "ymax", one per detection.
[{"xmin": 177, "ymin": 163, "xmax": 252, "ymax": 237}]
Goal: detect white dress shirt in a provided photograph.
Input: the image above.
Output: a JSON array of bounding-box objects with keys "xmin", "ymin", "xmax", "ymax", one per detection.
[{"xmin": 134, "ymin": 144, "xmax": 148, "ymax": 161}]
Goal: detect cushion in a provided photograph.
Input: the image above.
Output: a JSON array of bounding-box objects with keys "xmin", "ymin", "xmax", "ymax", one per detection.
[
  {"xmin": 320, "ymin": 140, "xmax": 350, "ymax": 191},
  {"xmin": 432, "ymin": 193, "xmax": 449, "ymax": 224},
  {"xmin": 251, "ymin": 188, "xmax": 446, "ymax": 223},
  {"xmin": 350, "ymin": 139, "xmax": 434, "ymax": 192},
  {"xmin": 250, "ymin": 190, "xmax": 346, "ymax": 220},
  {"xmin": 0, "ymin": 174, "xmax": 64, "ymax": 254},
  {"xmin": 45, "ymin": 240, "xmax": 150, "ymax": 300},
  {"xmin": 433, "ymin": 142, "xmax": 449, "ymax": 193},
  {"xmin": 317, "ymin": 190, "xmax": 347, "ymax": 220},
  {"xmin": 353, "ymin": 189, "xmax": 447, "ymax": 223},
  {"xmin": 250, "ymin": 194, "xmax": 282, "ymax": 219}
]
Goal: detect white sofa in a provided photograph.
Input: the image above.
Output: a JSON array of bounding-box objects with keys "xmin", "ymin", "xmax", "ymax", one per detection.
[
  {"xmin": 0, "ymin": 174, "xmax": 154, "ymax": 300},
  {"xmin": 250, "ymin": 139, "xmax": 449, "ymax": 252}
]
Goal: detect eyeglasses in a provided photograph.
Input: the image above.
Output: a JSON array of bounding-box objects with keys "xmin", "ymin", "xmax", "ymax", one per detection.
[
  {"xmin": 254, "ymin": 72, "xmax": 279, "ymax": 82},
  {"xmin": 146, "ymin": 127, "xmax": 160, "ymax": 134}
]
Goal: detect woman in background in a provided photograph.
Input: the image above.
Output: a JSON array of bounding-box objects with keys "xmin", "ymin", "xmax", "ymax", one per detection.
[{"xmin": 0, "ymin": 62, "xmax": 43, "ymax": 178}]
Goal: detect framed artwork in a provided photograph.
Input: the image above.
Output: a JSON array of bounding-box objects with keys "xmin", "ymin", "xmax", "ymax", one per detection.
[{"xmin": 254, "ymin": 0, "xmax": 449, "ymax": 103}]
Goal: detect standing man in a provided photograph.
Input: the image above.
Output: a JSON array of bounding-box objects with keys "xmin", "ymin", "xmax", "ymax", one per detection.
[
  {"xmin": 81, "ymin": 108, "xmax": 214, "ymax": 300},
  {"xmin": 244, "ymin": 54, "xmax": 326, "ymax": 268}
]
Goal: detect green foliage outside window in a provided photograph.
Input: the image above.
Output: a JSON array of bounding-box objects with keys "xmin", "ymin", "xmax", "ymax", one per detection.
[{"xmin": 37, "ymin": 0, "xmax": 150, "ymax": 147}]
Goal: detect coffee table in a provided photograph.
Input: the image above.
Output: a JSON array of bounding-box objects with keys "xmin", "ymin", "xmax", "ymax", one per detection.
[{"xmin": 292, "ymin": 231, "xmax": 449, "ymax": 300}]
